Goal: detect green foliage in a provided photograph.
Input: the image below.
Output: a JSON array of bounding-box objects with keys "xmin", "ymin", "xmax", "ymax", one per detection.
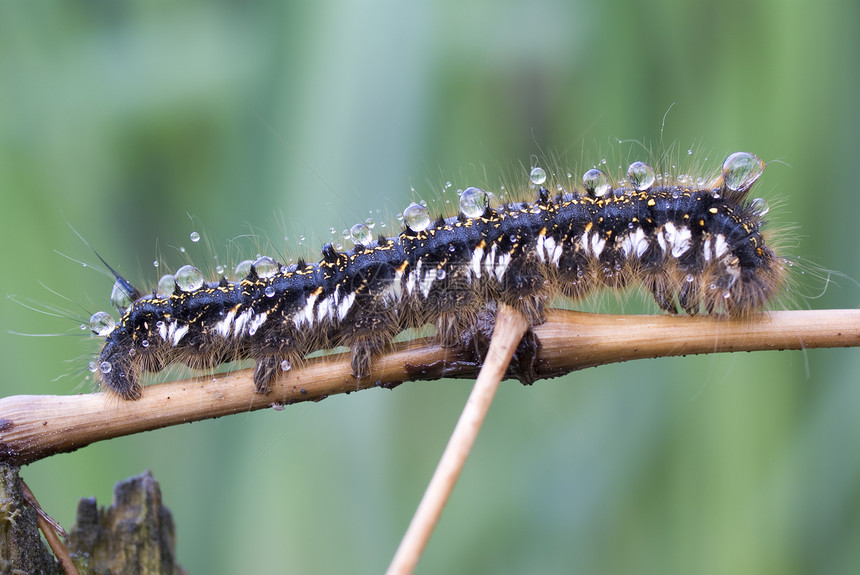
[{"xmin": 1, "ymin": 1, "xmax": 859, "ymax": 573}]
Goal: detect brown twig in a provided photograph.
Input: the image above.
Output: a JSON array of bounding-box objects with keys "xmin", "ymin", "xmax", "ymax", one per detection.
[
  {"xmin": 386, "ymin": 304, "xmax": 529, "ymax": 575},
  {"xmin": 1, "ymin": 308, "xmax": 858, "ymax": 467}
]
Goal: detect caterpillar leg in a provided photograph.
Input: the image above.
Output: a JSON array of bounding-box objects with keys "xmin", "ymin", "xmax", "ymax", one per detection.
[
  {"xmin": 253, "ymin": 356, "xmax": 280, "ymax": 394},
  {"xmin": 457, "ymin": 301, "xmax": 542, "ymax": 384}
]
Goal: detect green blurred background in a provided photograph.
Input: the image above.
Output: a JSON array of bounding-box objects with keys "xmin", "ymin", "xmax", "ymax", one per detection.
[{"xmin": 2, "ymin": 1, "xmax": 859, "ymax": 573}]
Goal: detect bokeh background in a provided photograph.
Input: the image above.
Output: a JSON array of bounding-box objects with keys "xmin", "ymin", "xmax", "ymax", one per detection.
[{"xmin": 2, "ymin": 1, "xmax": 859, "ymax": 573}]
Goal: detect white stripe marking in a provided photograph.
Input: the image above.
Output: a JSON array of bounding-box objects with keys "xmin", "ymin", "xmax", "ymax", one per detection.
[
  {"xmin": 234, "ymin": 309, "xmax": 253, "ymax": 337},
  {"xmin": 317, "ymin": 295, "xmax": 333, "ymax": 322},
  {"xmin": 590, "ymin": 233, "xmax": 606, "ymax": 258},
  {"xmin": 620, "ymin": 227, "xmax": 649, "ymax": 259},
  {"xmin": 172, "ymin": 324, "xmax": 189, "ymax": 346},
  {"xmin": 470, "ymin": 246, "xmax": 484, "ymax": 278},
  {"xmin": 580, "ymin": 231, "xmax": 591, "ymax": 256},
  {"xmin": 484, "ymin": 243, "xmax": 497, "ymax": 276},
  {"xmin": 215, "ymin": 307, "xmax": 238, "ymax": 338},
  {"xmin": 714, "ymin": 235, "xmax": 729, "ymax": 259},
  {"xmin": 295, "ymin": 292, "xmax": 318, "ymax": 328},
  {"xmin": 337, "ymin": 292, "xmax": 356, "ymax": 321},
  {"xmin": 536, "ymin": 234, "xmax": 546, "ymax": 263},
  {"xmin": 494, "ymin": 252, "xmax": 511, "ymax": 281},
  {"xmin": 248, "ymin": 312, "xmax": 267, "ymax": 335}
]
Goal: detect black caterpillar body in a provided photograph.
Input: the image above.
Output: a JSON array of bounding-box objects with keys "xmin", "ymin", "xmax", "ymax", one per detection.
[{"xmin": 91, "ymin": 152, "xmax": 784, "ymax": 399}]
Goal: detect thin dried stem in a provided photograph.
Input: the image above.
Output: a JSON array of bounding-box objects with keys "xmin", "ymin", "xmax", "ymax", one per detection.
[
  {"xmin": 1, "ymin": 309, "xmax": 858, "ymax": 467},
  {"xmin": 19, "ymin": 478, "xmax": 78, "ymax": 575},
  {"xmin": 386, "ymin": 304, "xmax": 529, "ymax": 575}
]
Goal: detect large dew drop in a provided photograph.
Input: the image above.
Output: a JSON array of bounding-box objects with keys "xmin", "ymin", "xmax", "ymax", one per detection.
[
  {"xmin": 350, "ymin": 223, "xmax": 373, "ymax": 246},
  {"xmin": 722, "ymin": 152, "xmax": 765, "ymax": 192},
  {"xmin": 403, "ymin": 202, "xmax": 431, "ymax": 232},
  {"xmin": 110, "ymin": 280, "xmax": 135, "ymax": 312},
  {"xmin": 235, "ymin": 260, "xmax": 253, "ymax": 279},
  {"xmin": 530, "ymin": 167, "xmax": 547, "ymax": 186},
  {"xmin": 459, "ymin": 187, "xmax": 489, "ymax": 218},
  {"xmin": 627, "ymin": 161, "xmax": 656, "ymax": 191},
  {"xmin": 89, "ymin": 311, "xmax": 116, "ymax": 336},
  {"xmin": 253, "ymin": 256, "xmax": 278, "ymax": 278},
  {"xmin": 582, "ymin": 168, "xmax": 612, "ymax": 198},
  {"xmin": 157, "ymin": 274, "xmax": 175, "ymax": 297},
  {"xmin": 175, "ymin": 265, "xmax": 205, "ymax": 292}
]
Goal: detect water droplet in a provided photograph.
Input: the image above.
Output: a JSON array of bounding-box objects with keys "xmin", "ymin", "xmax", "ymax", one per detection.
[
  {"xmin": 88, "ymin": 361, "xmax": 98, "ymax": 373},
  {"xmin": 179, "ymin": 246, "xmax": 186, "ymax": 253},
  {"xmin": 685, "ymin": 274, "xmax": 695, "ymax": 283},
  {"xmin": 153, "ymin": 260, "xmax": 159, "ymax": 268},
  {"xmin": 448, "ymin": 244, "xmax": 456, "ymax": 252},
  {"xmin": 349, "ymin": 223, "xmax": 373, "ymax": 246},
  {"xmin": 235, "ymin": 260, "xmax": 253, "ymax": 279},
  {"xmin": 436, "ymin": 268, "xmax": 446, "ymax": 280},
  {"xmin": 329, "ymin": 227, "xmax": 337, "ymax": 235},
  {"xmin": 687, "ymin": 149, "xmax": 693, "ymax": 155},
  {"xmin": 459, "ymin": 187, "xmax": 489, "ymax": 218},
  {"xmin": 253, "ymin": 256, "xmax": 278, "ymax": 278},
  {"xmin": 215, "ymin": 265, "xmax": 225, "ymax": 276},
  {"xmin": 99, "ymin": 361, "xmax": 112, "ymax": 374},
  {"xmin": 627, "ymin": 161, "xmax": 656, "ymax": 191},
  {"xmin": 365, "ymin": 218, "xmax": 376, "ymax": 229},
  {"xmin": 722, "ymin": 290, "xmax": 731, "ymax": 299},
  {"xmin": 141, "ymin": 339, "xmax": 150, "ymax": 348},
  {"xmin": 190, "ymin": 231, "xmax": 200, "ymax": 243},
  {"xmin": 110, "ymin": 280, "xmax": 135, "ymax": 312},
  {"xmin": 722, "ymin": 152, "xmax": 765, "ymax": 192},
  {"xmin": 582, "ymin": 168, "xmax": 612, "ymax": 197},
  {"xmin": 175, "ymin": 265, "xmax": 205, "ymax": 291},
  {"xmin": 80, "ymin": 323, "xmax": 87, "ymax": 331},
  {"xmin": 530, "ymin": 166, "xmax": 547, "ymax": 186},
  {"xmin": 89, "ymin": 311, "xmax": 115, "ymax": 336},
  {"xmin": 280, "ymin": 359, "xmax": 292, "ymax": 372},
  {"xmin": 403, "ymin": 202, "xmax": 431, "ymax": 232},
  {"xmin": 749, "ymin": 197, "xmax": 770, "ymax": 217},
  {"xmin": 265, "ymin": 285, "xmax": 276, "ymax": 298}
]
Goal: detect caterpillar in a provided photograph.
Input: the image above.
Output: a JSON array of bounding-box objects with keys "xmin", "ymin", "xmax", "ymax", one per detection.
[{"xmin": 88, "ymin": 151, "xmax": 784, "ymax": 400}]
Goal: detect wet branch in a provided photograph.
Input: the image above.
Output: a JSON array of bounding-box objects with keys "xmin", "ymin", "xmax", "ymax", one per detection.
[{"xmin": 1, "ymin": 308, "xmax": 858, "ymax": 467}]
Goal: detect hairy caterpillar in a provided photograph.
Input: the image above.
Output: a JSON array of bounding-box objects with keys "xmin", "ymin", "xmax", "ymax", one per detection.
[{"xmin": 88, "ymin": 151, "xmax": 784, "ymax": 400}]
